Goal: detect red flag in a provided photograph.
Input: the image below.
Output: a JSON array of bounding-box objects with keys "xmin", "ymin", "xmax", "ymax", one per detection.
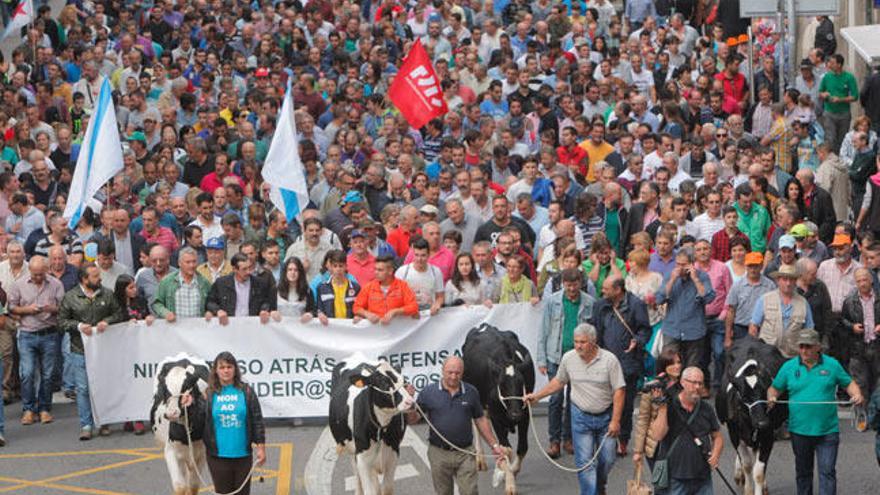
[{"xmin": 388, "ymin": 39, "xmax": 449, "ymax": 129}]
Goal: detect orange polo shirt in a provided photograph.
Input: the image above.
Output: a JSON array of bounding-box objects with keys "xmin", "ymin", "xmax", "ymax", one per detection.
[{"xmin": 353, "ymin": 278, "xmax": 419, "ymax": 318}]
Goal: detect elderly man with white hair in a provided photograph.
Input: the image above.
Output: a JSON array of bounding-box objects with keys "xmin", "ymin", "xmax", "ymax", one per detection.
[{"xmin": 527, "ymin": 323, "xmax": 625, "ymax": 495}]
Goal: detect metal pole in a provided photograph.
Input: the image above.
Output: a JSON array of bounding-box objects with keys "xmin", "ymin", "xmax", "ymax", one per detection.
[
  {"xmin": 777, "ymin": 10, "xmax": 785, "ymax": 101},
  {"xmin": 786, "ymin": 0, "xmax": 797, "ymax": 88},
  {"xmin": 748, "ymin": 25, "xmax": 755, "ymax": 107}
]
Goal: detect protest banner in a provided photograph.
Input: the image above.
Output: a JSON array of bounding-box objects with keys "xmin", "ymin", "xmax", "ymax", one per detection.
[{"xmin": 83, "ymin": 303, "xmax": 545, "ymax": 424}]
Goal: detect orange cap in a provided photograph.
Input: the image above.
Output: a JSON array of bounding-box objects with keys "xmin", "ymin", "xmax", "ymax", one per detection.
[
  {"xmin": 737, "ymin": 34, "xmax": 749, "ymax": 44},
  {"xmin": 829, "ymin": 234, "xmax": 852, "ymax": 247},
  {"xmin": 726, "ymin": 36, "xmax": 738, "ymax": 47},
  {"xmin": 744, "ymin": 252, "xmax": 764, "ymax": 265}
]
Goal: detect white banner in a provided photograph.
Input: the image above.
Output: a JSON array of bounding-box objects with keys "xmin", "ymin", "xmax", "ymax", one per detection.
[{"xmin": 83, "ymin": 303, "xmax": 547, "ymax": 424}]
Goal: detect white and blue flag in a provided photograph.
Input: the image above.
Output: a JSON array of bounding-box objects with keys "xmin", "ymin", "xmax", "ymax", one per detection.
[
  {"xmin": 63, "ymin": 79, "xmax": 124, "ymax": 229},
  {"xmin": 261, "ymin": 81, "xmax": 309, "ymax": 224}
]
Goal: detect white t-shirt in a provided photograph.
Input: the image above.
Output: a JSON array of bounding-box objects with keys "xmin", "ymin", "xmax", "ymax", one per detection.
[
  {"xmin": 629, "ymin": 68, "xmax": 654, "ymax": 100},
  {"xmin": 395, "ymin": 263, "xmax": 444, "ymax": 309}
]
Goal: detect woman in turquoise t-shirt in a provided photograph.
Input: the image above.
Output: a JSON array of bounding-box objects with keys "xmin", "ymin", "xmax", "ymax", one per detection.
[{"xmin": 202, "ymin": 352, "xmax": 266, "ymax": 495}]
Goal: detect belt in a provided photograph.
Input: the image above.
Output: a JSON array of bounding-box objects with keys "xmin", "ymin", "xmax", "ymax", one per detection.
[
  {"xmin": 430, "ymin": 440, "xmax": 470, "ymax": 451},
  {"xmin": 22, "ymin": 327, "xmax": 58, "ymax": 336}
]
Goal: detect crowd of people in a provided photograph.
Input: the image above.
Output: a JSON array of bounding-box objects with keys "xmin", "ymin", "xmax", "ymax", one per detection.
[{"xmin": 2, "ymin": 0, "xmax": 880, "ymax": 493}]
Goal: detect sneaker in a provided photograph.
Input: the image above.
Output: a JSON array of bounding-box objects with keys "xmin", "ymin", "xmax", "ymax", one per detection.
[
  {"xmin": 99, "ymin": 425, "xmax": 111, "ymax": 436},
  {"xmin": 133, "ymin": 421, "xmax": 146, "ymax": 435},
  {"xmin": 20, "ymin": 411, "xmax": 36, "ymax": 426},
  {"xmin": 856, "ymin": 407, "xmax": 869, "ymax": 432},
  {"xmin": 0, "ymin": 433, "xmax": 6, "ymax": 447},
  {"xmin": 39, "ymin": 411, "xmax": 54, "ymax": 424},
  {"xmin": 79, "ymin": 427, "xmax": 92, "ymax": 441}
]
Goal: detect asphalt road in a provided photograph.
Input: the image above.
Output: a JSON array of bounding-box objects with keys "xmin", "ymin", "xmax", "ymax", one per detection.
[{"xmin": 1, "ymin": 393, "xmax": 878, "ymax": 494}]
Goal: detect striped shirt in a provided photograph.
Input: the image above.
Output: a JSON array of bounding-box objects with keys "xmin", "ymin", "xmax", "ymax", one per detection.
[{"xmin": 691, "ymin": 212, "xmax": 725, "ymax": 242}]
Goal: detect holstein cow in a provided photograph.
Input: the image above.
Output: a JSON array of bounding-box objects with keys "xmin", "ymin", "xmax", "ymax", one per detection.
[
  {"xmin": 329, "ymin": 354, "xmax": 412, "ymax": 495},
  {"xmin": 716, "ymin": 336, "xmax": 788, "ymax": 495},
  {"xmin": 462, "ymin": 323, "xmax": 535, "ymax": 494},
  {"xmin": 150, "ymin": 353, "xmax": 211, "ymax": 495}
]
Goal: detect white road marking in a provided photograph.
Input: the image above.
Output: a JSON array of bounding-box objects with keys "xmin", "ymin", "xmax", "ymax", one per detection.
[
  {"xmin": 305, "ymin": 426, "xmax": 452, "ymax": 495},
  {"xmin": 345, "ymin": 464, "xmax": 419, "ymax": 491}
]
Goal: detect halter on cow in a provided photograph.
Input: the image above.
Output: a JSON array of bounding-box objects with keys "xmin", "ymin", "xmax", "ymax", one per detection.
[
  {"xmin": 150, "ymin": 354, "xmax": 211, "ymax": 495},
  {"xmin": 716, "ymin": 337, "xmax": 788, "ymax": 495},
  {"xmin": 462, "ymin": 323, "xmax": 535, "ymax": 495}
]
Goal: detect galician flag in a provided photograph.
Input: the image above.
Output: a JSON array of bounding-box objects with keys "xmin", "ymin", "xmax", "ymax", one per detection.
[
  {"xmin": 261, "ymin": 80, "xmax": 309, "ymax": 224},
  {"xmin": 64, "ymin": 78, "xmax": 124, "ymax": 229},
  {"xmin": 0, "ymin": 0, "xmax": 34, "ymax": 42}
]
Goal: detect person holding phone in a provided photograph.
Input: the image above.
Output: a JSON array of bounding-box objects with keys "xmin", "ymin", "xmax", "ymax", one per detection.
[{"xmin": 7, "ymin": 256, "xmax": 65, "ymax": 426}]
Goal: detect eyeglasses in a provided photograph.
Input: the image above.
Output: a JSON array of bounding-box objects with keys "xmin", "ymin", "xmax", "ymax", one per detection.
[{"xmin": 716, "ymin": 133, "xmax": 727, "ymax": 137}]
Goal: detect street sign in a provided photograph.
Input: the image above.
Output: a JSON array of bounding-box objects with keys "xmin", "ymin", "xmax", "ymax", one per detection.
[
  {"xmin": 740, "ymin": 0, "xmax": 839, "ymax": 16},
  {"xmin": 740, "ymin": 0, "xmax": 779, "ymax": 17},
  {"xmin": 794, "ymin": 0, "xmax": 840, "ymax": 15}
]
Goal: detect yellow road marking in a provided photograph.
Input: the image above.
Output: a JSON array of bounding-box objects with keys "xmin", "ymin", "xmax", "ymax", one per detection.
[
  {"xmin": 0, "ymin": 476, "xmax": 132, "ymax": 495},
  {"xmin": 276, "ymin": 442, "xmax": 294, "ymax": 495},
  {"xmin": 0, "ymin": 441, "xmax": 294, "ymax": 494}
]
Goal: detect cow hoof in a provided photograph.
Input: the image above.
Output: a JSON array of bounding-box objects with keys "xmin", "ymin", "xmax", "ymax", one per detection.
[
  {"xmin": 492, "ymin": 466, "xmax": 504, "ymax": 488},
  {"xmin": 476, "ymin": 457, "xmax": 488, "ymax": 471},
  {"xmin": 505, "ymin": 485, "xmax": 516, "ymax": 495}
]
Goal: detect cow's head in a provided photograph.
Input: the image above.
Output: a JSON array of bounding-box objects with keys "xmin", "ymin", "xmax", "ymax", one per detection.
[
  {"xmin": 492, "ymin": 353, "xmax": 529, "ymax": 423},
  {"xmin": 155, "ymin": 360, "xmax": 209, "ymax": 423},
  {"xmin": 350, "ymin": 360, "xmax": 412, "ymax": 413},
  {"xmin": 728, "ymin": 359, "xmax": 772, "ymax": 431}
]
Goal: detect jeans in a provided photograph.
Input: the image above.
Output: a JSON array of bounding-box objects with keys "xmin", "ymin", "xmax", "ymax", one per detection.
[
  {"xmin": 18, "ymin": 331, "xmax": 59, "ymax": 414},
  {"xmin": 702, "ymin": 318, "xmax": 725, "ymax": 389},
  {"xmin": 791, "ymin": 432, "xmax": 839, "ymax": 495},
  {"xmin": 57, "ymin": 333, "xmax": 74, "ymax": 393},
  {"xmin": 669, "ymin": 477, "xmax": 714, "ymax": 495},
  {"xmin": 69, "ymin": 352, "xmax": 94, "ymax": 429},
  {"xmin": 571, "ymin": 405, "xmax": 617, "ymax": 495},
  {"xmin": 547, "ymin": 363, "xmax": 571, "ymax": 443}
]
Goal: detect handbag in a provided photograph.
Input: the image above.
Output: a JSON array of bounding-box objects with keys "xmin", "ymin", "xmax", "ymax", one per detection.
[
  {"xmin": 651, "ymin": 401, "xmax": 700, "ymax": 490},
  {"xmin": 627, "ymin": 462, "xmax": 652, "ymax": 495}
]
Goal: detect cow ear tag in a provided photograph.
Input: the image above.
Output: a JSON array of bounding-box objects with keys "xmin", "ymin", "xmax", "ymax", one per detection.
[{"xmin": 354, "ymin": 379, "xmax": 365, "ymax": 388}]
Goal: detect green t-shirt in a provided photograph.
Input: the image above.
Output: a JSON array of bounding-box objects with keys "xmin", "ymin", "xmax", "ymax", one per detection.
[
  {"xmin": 561, "ymin": 296, "xmax": 580, "ymax": 353},
  {"xmin": 819, "ymin": 70, "xmax": 858, "ymax": 115},
  {"xmin": 771, "ymin": 354, "xmax": 852, "ymax": 436},
  {"xmin": 581, "ymin": 258, "xmax": 627, "ymax": 297}
]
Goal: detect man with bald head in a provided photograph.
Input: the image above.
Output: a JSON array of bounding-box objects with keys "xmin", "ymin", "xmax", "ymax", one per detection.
[
  {"xmin": 441, "ymin": 199, "xmax": 480, "ymax": 252},
  {"xmin": 405, "ymin": 356, "xmax": 504, "ymax": 495},
  {"xmin": 9, "ymin": 256, "xmax": 65, "ymax": 425},
  {"xmin": 135, "ymin": 244, "xmax": 176, "ymax": 306},
  {"xmin": 796, "ymin": 168, "xmax": 836, "ymax": 244}
]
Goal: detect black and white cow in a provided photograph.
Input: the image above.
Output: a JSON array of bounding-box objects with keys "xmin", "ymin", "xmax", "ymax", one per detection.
[
  {"xmin": 716, "ymin": 336, "xmax": 788, "ymax": 495},
  {"xmin": 462, "ymin": 323, "xmax": 535, "ymax": 494},
  {"xmin": 329, "ymin": 354, "xmax": 412, "ymax": 495},
  {"xmin": 150, "ymin": 354, "xmax": 211, "ymax": 495}
]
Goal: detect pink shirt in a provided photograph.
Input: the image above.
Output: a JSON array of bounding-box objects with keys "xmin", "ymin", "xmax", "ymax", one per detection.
[
  {"xmin": 141, "ymin": 226, "xmax": 180, "ymax": 253},
  {"xmin": 696, "ymin": 259, "xmax": 733, "ymax": 319},
  {"xmin": 817, "ymin": 259, "xmax": 862, "ymax": 313},
  {"xmin": 403, "ymin": 246, "xmax": 455, "ymax": 282}
]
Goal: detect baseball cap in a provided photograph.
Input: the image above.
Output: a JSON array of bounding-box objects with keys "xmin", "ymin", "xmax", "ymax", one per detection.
[
  {"xmin": 206, "ymin": 237, "xmax": 226, "ymax": 250},
  {"xmin": 350, "ymin": 229, "xmax": 366, "ymax": 239},
  {"xmin": 255, "ymin": 67, "xmax": 270, "ymax": 78},
  {"xmin": 419, "ymin": 204, "xmax": 440, "ymax": 216},
  {"xmin": 340, "ymin": 190, "xmax": 364, "ymax": 205},
  {"xmin": 127, "ymin": 131, "xmax": 147, "ymax": 143},
  {"xmin": 744, "ymin": 252, "xmax": 764, "ymax": 265},
  {"xmin": 796, "ymin": 328, "xmax": 821, "ymax": 346},
  {"xmin": 789, "ymin": 224, "xmax": 812, "ymax": 239},
  {"xmin": 829, "ymin": 234, "xmax": 852, "ymax": 247},
  {"xmin": 778, "ymin": 235, "xmax": 796, "ymax": 250}
]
